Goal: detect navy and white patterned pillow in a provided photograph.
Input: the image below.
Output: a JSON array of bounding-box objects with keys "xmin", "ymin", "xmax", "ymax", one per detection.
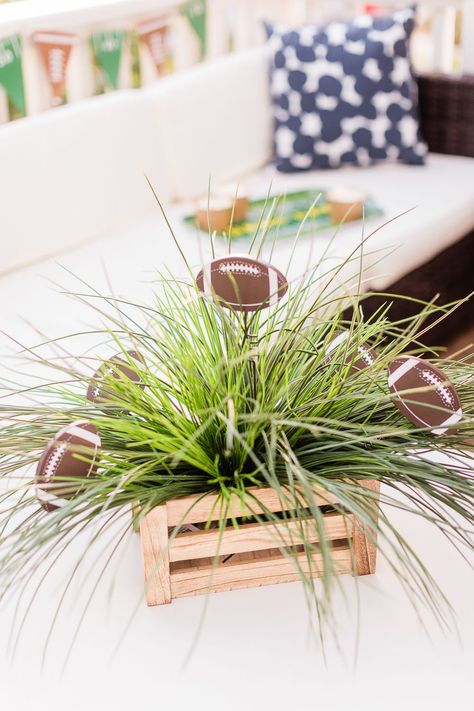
[{"xmin": 265, "ymin": 8, "xmax": 427, "ymax": 172}]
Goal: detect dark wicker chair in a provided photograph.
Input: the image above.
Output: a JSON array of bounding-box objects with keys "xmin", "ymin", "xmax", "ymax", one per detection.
[{"xmin": 350, "ymin": 74, "xmax": 474, "ymax": 347}]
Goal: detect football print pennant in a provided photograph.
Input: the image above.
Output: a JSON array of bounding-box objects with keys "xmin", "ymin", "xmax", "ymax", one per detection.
[
  {"xmin": 182, "ymin": 0, "xmax": 206, "ymax": 58},
  {"xmin": 91, "ymin": 30, "xmax": 125, "ymax": 90},
  {"xmin": 32, "ymin": 31, "xmax": 77, "ymax": 106},
  {"xmin": 0, "ymin": 34, "xmax": 26, "ymax": 116},
  {"xmin": 137, "ymin": 17, "xmax": 170, "ymax": 75}
]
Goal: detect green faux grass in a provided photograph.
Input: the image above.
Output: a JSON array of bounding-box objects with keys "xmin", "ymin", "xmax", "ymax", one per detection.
[{"xmin": 0, "ymin": 193, "xmax": 473, "ymax": 661}]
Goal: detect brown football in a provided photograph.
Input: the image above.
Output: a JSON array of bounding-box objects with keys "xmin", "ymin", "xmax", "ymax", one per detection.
[
  {"xmin": 387, "ymin": 355, "xmax": 462, "ymax": 435},
  {"xmin": 196, "ymin": 255, "xmax": 288, "ymax": 312},
  {"xmin": 325, "ymin": 330, "xmax": 377, "ymax": 372},
  {"xmin": 35, "ymin": 420, "xmax": 101, "ymax": 512},
  {"xmin": 86, "ymin": 350, "xmax": 145, "ymax": 410}
]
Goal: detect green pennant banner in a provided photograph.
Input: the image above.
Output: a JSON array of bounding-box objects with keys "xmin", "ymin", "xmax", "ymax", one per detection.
[
  {"xmin": 183, "ymin": 0, "xmax": 206, "ymax": 58},
  {"xmin": 91, "ymin": 30, "xmax": 125, "ymax": 90},
  {"xmin": 0, "ymin": 34, "xmax": 26, "ymax": 116}
]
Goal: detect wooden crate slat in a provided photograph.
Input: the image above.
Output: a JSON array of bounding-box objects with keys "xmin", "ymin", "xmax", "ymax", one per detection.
[
  {"xmin": 168, "ymin": 512, "xmax": 349, "ymax": 563},
  {"xmin": 166, "ymin": 485, "xmax": 338, "ymax": 527},
  {"xmin": 170, "ymin": 545, "xmax": 353, "ymax": 598}
]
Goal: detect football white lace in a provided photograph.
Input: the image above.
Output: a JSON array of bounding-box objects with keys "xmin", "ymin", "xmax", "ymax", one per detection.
[
  {"xmin": 218, "ymin": 262, "xmax": 262, "ymax": 277},
  {"xmin": 92, "ymin": 385, "xmax": 102, "ymax": 399},
  {"xmin": 357, "ymin": 345, "xmax": 375, "ymax": 365},
  {"xmin": 420, "ymin": 369, "xmax": 454, "ymax": 407},
  {"xmin": 43, "ymin": 441, "xmax": 68, "ymax": 482},
  {"xmin": 92, "ymin": 364, "xmax": 115, "ymax": 400}
]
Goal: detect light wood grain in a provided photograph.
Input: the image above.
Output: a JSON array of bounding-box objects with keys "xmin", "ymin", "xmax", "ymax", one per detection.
[
  {"xmin": 166, "ymin": 485, "xmax": 338, "ymax": 527},
  {"xmin": 170, "ymin": 543, "xmax": 352, "ymax": 598},
  {"xmin": 140, "ymin": 481, "xmax": 380, "ymax": 605},
  {"xmin": 168, "ymin": 512, "xmax": 349, "ymax": 563},
  {"xmin": 140, "ymin": 504, "xmax": 171, "ymax": 606},
  {"xmin": 352, "ymin": 479, "xmax": 380, "ymax": 576}
]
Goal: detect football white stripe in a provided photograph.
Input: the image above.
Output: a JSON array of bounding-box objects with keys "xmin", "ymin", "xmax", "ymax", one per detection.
[
  {"xmin": 432, "ymin": 407, "xmax": 463, "ymax": 435},
  {"xmin": 68, "ymin": 425, "xmax": 100, "ymax": 446},
  {"xmin": 388, "ymin": 357, "xmax": 418, "ymax": 388},
  {"xmin": 36, "ymin": 488, "xmax": 69, "ymax": 508},
  {"xmin": 326, "ymin": 331, "xmax": 349, "ymax": 355},
  {"xmin": 203, "ymin": 263, "xmax": 212, "ymax": 296},
  {"xmin": 268, "ymin": 268, "xmax": 278, "ymax": 307}
]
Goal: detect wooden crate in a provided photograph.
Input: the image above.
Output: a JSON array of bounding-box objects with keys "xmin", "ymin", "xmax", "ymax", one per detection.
[{"xmin": 139, "ymin": 481, "xmax": 379, "ymax": 606}]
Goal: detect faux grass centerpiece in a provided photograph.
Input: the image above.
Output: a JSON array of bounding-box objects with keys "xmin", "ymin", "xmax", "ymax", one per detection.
[{"xmin": 1, "ymin": 202, "xmax": 473, "ymax": 644}]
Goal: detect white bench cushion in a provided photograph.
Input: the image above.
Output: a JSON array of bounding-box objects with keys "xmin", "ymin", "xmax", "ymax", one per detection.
[
  {"xmin": 238, "ymin": 152, "xmax": 474, "ymax": 291},
  {"xmin": 2, "ymin": 153, "xmax": 473, "ymax": 338}
]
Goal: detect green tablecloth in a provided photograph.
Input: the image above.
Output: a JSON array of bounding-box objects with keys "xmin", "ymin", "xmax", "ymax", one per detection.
[{"xmin": 185, "ymin": 189, "xmax": 383, "ymax": 242}]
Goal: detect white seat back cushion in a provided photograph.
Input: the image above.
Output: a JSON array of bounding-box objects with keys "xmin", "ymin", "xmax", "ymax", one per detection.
[
  {"xmin": 0, "ymin": 47, "xmax": 271, "ymax": 274},
  {"xmin": 145, "ymin": 46, "xmax": 272, "ymax": 202},
  {"xmin": 0, "ymin": 90, "xmax": 170, "ymax": 275}
]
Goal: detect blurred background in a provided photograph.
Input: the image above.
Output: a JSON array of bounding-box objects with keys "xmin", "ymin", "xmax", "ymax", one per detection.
[{"xmin": 0, "ymin": 0, "xmax": 472, "ymax": 124}]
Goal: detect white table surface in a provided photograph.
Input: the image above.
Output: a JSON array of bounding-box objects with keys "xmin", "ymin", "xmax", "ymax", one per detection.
[{"xmin": 0, "ymin": 217, "xmax": 473, "ymax": 711}]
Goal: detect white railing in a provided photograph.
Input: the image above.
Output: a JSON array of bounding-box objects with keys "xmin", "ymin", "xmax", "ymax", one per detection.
[
  {"xmin": 229, "ymin": 0, "xmax": 474, "ymax": 74},
  {"xmin": 1, "ymin": 0, "xmax": 473, "ymax": 126},
  {"xmin": 230, "ymin": 0, "xmax": 474, "ymax": 74}
]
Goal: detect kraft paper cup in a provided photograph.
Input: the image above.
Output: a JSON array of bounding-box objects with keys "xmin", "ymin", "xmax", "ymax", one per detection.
[
  {"xmin": 195, "ymin": 198, "xmax": 234, "ymax": 232},
  {"xmin": 216, "ymin": 186, "xmax": 249, "ymax": 223},
  {"xmin": 326, "ymin": 187, "xmax": 367, "ymax": 224}
]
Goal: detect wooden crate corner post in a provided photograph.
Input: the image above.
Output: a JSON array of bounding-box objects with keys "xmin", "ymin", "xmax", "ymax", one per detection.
[
  {"xmin": 140, "ymin": 504, "xmax": 171, "ymax": 606},
  {"xmin": 351, "ymin": 479, "xmax": 380, "ymax": 576}
]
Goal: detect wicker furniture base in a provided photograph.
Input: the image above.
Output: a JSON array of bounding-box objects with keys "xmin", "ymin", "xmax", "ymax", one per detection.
[
  {"xmin": 349, "ymin": 74, "xmax": 474, "ymax": 346},
  {"xmin": 418, "ymin": 74, "xmax": 474, "ymax": 159},
  {"xmin": 350, "ymin": 228, "xmax": 474, "ymax": 347},
  {"xmin": 139, "ymin": 482, "xmax": 379, "ymax": 606}
]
